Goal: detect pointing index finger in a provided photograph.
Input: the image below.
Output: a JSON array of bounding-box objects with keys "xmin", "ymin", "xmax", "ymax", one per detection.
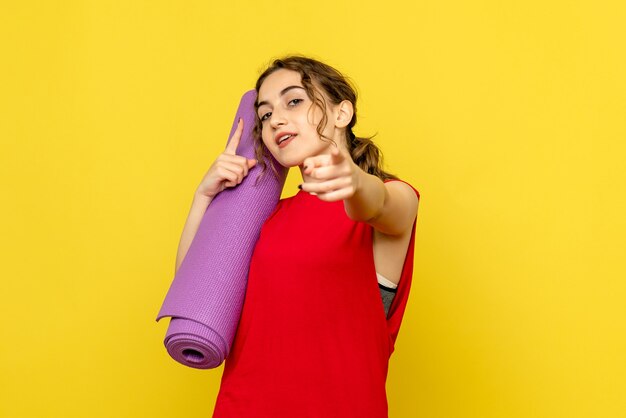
[{"xmin": 303, "ymin": 156, "xmax": 323, "ymax": 174}]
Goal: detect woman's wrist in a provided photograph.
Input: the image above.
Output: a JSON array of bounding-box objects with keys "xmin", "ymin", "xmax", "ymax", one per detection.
[
  {"xmin": 193, "ymin": 191, "xmax": 213, "ymax": 207},
  {"xmin": 344, "ymin": 169, "xmax": 385, "ymax": 222}
]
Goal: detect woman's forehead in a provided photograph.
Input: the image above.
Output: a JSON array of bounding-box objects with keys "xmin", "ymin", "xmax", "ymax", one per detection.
[{"xmin": 258, "ymin": 69, "xmax": 303, "ymax": 100}]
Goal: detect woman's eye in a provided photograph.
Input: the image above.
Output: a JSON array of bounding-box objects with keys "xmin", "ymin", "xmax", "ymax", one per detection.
[{"xmin": 259, "ymin": 99, "xmax": 301, "ymax": 122}]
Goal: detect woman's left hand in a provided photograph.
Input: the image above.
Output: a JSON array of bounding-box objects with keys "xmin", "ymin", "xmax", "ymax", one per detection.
[{"xmin": 300, "ymin": 146, "xmax": 362, "ymax": 202}]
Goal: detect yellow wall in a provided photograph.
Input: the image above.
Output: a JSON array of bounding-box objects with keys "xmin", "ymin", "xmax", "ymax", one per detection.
[{"xmin": 1, "ymin": 1, "xmax": 624, "ymax": 417}]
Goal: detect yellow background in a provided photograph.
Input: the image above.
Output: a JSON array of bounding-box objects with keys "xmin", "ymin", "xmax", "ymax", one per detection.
[{"xmin": 1, "ymin": 1, "xmax": 624, "ymax": 417}]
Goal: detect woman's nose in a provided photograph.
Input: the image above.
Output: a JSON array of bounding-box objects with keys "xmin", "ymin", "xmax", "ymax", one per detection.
[{"xmin": 269, "ymin": 109, "xmax": 287, "ymax": 129}]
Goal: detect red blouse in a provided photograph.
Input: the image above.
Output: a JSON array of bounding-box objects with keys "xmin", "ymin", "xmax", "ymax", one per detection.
[{"xmin": 213, "ymin": 179, "xmax": 420, "ymax": 417}]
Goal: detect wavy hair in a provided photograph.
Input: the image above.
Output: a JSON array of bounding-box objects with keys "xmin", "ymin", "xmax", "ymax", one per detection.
[{"xmin": 252, "ymin": 54, "xmax": 398, "ymax": 183}]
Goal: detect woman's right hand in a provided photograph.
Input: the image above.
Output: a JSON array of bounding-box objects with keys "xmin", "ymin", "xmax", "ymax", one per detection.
[{"xmin": 195, "ymin": 118, "xmax": 257, "ymax": 200}]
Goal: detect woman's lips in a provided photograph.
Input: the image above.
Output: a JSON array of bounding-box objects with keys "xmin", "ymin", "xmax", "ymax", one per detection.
[{"xmin": 278, "ymin": 134, "xmax": 297, "ymax": 149}]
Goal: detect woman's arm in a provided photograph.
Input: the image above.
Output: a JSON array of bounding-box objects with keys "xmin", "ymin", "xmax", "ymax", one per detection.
[
  {"xmin": 174, "ymin": 193, "xmax": 212, "ymax": 274},
  {"xmin": 300, "ymin": 146, "xmax": 418, "ymax": 235},
  {"xmin": 344, "ymin": 172, "xmax": 419, "ymax": 236}
]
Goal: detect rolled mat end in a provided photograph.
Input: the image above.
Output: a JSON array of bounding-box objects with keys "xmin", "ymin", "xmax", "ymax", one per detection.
[{"xmin": 162, "ymin": 317, "xmax": 229, "ymax": 369}]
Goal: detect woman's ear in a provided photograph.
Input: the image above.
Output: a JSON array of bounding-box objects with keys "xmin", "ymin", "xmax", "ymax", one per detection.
[{"xmin": 334, "ymin": 100, "xmax": 354, "ymax": 128}]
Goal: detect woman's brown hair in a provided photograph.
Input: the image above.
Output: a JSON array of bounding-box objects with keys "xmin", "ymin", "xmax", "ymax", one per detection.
[{"xmin": 252, "ymin": 54, "xmax": 399, "ymax": 183}]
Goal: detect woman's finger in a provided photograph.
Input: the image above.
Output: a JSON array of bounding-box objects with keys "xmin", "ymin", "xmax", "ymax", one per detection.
[
  {"xmin": 218, "ymin": 161, "xmax": 245, "ymax": 184},
  {"xmin": 302, "ymin": 176, "xmax": 351, "ymax": 195},
  {"xmin": 307, "ymin": 164, "xmax": 343, "ymax": 181},
  {"xmin": 314, "ymin": 188, "xmax": 351, "ymax": 202},
  {"xmin": 224, "ymin": 118, "xmax": 244, "ymax": 155},
  {"xmin": 216, "ymin": 165, "xmax": 240, "ymax": 187},
  {"xmin": 303, "ymin": 155, "xmax": 329, "ymax": 174},
  {"xmin": 219, "ymin": 152, "xmax": 249, "ymax": 167}
]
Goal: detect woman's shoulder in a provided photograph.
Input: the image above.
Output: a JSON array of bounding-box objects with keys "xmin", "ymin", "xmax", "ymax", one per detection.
[{"xmin": 383, "ymin": 178, "xmax": 420, "ymax": 199}]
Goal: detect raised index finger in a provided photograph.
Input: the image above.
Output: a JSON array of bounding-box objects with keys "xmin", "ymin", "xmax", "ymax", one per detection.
[{"xmin": 225, "ymin": 118, "xmax": 244, "ymax": 155}]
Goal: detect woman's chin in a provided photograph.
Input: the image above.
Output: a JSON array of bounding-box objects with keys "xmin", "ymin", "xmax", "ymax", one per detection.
[
  {"xmin": 281, "ymin": 161, "xmax": 303, "ymax": 169},
  {"xmin": 273, "ymin": 155, "xmax": 304, "ymax": 169}
]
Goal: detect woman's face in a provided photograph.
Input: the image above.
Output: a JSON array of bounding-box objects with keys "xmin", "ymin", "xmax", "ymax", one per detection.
[{"xmin": 256, "ymin": 69, "xmax": 341, "ymax": 168}]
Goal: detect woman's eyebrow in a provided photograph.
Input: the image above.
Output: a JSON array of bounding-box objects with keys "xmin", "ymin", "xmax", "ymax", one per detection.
[{"xmin": 257, "ymin": 85, "xmax": 305, "ymax": 108}]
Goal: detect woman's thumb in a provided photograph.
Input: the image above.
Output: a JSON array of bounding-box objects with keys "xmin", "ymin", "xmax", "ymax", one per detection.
[{"xmin": 247, "ymin": 158, "xmax": 257, "ymax": 167}]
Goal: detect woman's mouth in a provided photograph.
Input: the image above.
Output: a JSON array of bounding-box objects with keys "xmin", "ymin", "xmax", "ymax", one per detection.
[{"xmin": 278, "ymin": 134, "xmax": 297, "ymax": 148}]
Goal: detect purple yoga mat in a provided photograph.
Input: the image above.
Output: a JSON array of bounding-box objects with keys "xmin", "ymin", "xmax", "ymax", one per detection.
[{"xmin": 156, "ymin": 89, "xmax": 287, "ymax": 369}]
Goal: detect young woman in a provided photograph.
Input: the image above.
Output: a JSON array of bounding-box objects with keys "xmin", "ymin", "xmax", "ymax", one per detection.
[{"xmin": 177, "ymin": 55, "xmax": 420, "ymax": 417}]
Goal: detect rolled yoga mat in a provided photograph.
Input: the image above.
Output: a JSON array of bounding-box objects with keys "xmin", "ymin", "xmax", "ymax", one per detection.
[{"xmin": 156, "ymin": 89, "xmax": 288, "ymax": 369}]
